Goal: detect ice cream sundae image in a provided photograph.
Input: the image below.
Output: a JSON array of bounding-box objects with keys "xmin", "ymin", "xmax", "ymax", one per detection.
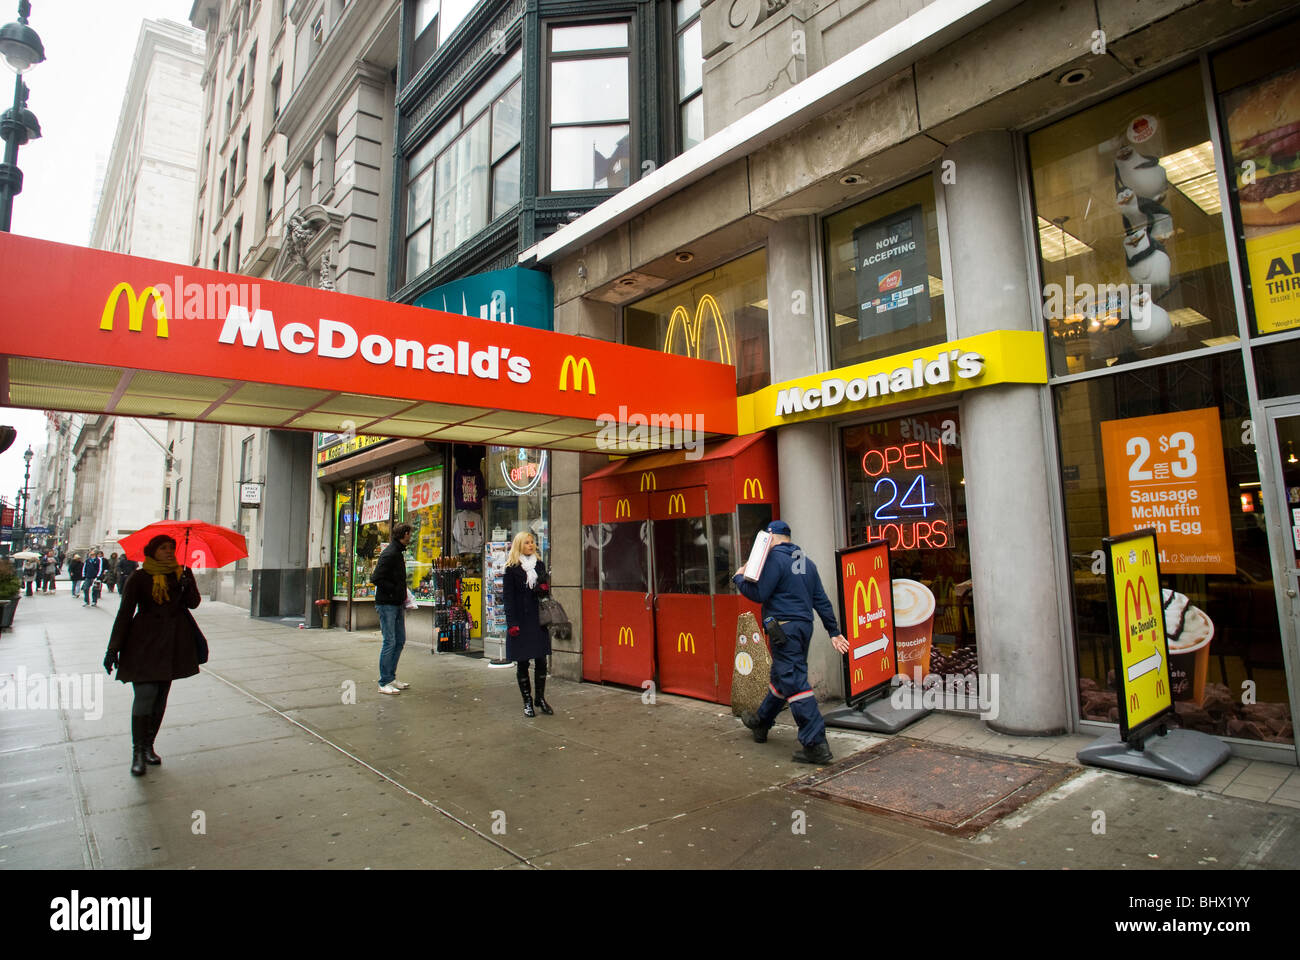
[{"xmin": 1162, "ymin": 588, "xmax": 1214, "ymax": 703}]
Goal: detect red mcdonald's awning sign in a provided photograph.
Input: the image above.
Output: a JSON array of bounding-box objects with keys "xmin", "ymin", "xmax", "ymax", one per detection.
[{"xmin": 0, "ymin": 234, "xmax": 737, "ymax": 447}]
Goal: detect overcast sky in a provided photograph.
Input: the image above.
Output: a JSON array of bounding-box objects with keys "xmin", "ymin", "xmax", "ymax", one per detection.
[{"xmin": 1, "ymin": 0, "xmax": 196, "ymax": 509}]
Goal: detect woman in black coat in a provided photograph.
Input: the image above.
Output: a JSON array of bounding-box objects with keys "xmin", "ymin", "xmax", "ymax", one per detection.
[
  {"xmin": 103, "ymin": 535, "xmax": 207, "ymax": 776},
  {"xmin": 503, "ymin": 531, "xmax": 552, "ymax": 717}
]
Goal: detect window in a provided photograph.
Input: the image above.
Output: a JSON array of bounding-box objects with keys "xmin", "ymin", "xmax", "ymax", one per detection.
[
  {"xmin": 247, "ymin": 42, "xmax": 257, "ymax": 99},
  {"xmin": 624, "ymin": 249, "xmax": 770, "ymax": 393},
  {"xmin": 1028, "ymin": 65, "xmax": 1237, "ymax": 376},
  {"xmin": 315, "ymin": 130, "xmax": 337, "ymax": 203},
  {"xmin": 263, "ymin": 167, "xmax": 276, "ymax": 228},
  {"xmin": 238, "ymin": 128, "xmax": 250, "ymax": 185},
  {"xmin": 235, "ymin": 68, "xmax": 245, "ymax": 111},
  {"xmin": 352, "ymin": 473, "xmax": 393, "ymax": 599},
  {"xmin": 270, "ymin": 66, "xmax": 282, "ymax": 121},
  {"xmin": 393, "ymin": 466, "xmax": 446, "ymax": 601},
  {"xmin": 409, "ymin": 0, "xmax": 477, "ymax": 76},
  {"xmin": 229, "ymin": 153, "xmax": 239, "ymax": 199},
  {"xmin": 674, "ymin": 0, "xmax": 703, "ymax": 152},
  {"xmin": 232, "ymin": 217, "xmax": 243, "ymax": 270},
  {"xmin": 546, "ymin": 21, "xmax": 632, "ymax": 192},
  {"xmin": 221, "ymin": 235, "xmax": 231, "ymax": 272},
  {"xmin": 218, "ymin": 170, "xmax": 227, "ymax": 208},
  {"xmin": 824, "ymin": 174, "xmax": 947, "ymax": 368},
  {"xmin": 225, "ymin": 92, "xmax": 233, "ymax": 133},
  {"xmin": 403, "ymin": 49, "xmax": 522, "ymax": 282}
]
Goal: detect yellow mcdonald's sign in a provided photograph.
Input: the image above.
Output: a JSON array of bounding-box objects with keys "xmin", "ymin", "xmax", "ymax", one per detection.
[
  {"xmin": 850, "ymin": 578, "xmax": 883, "ymax": 639},
  {"xmin": 1116, "ymin": 556, "xmax": 1128, "ymax": 573},
  {"xmin": 100, "ymin": 282, "xmax": 169, "ymax": 338},
  {"xmin": 677, "ymin": 632, "xmax": 695, "ymax": 654},
  {"xmin": 615, "ymin": 498, "xmax": 631, "ymax": 519},
  {"xmin": 640, "ymin": 472, "xmax": 657, "ymax": 492},
  {"xmin": 667, "ymin": 493, "xmax": 686, "ymax": 515},
  {"xmin": 742, "ymin": 477, "xmax": 764, "ymax": 500},
  {"xmin": 1141, "ymin": 549, "xmax": 1152, "ymax": 564},
  {"xmin": 846, "ymin": 562, "xmax": 856, "ymax": 576},
  {"xmin": 663, "ymin": 294, "xmax": 733, "ymax": 365},
  {"xmin": 559, "ymin": 354, "xmax": 596, "ymax": 394},
  {"xmin": 618, "ymin": 626, "xmax": 635, "ymax": 647}
]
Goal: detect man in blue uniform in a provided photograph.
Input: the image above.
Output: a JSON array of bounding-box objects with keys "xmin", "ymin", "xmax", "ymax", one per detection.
[{"xmin": 734, "ymin": 521, "xmax": 849, "ymax": 764}]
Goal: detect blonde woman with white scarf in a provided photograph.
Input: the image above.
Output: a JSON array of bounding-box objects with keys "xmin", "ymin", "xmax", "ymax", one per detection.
[{"xmin": 503, "ymin": 531, "xmax": 552, "ymax": 717}]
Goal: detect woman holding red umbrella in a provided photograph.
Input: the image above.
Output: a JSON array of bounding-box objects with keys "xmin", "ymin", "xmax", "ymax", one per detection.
[{"xmin": 103, "ymin": 534, "xmax": 208, "ymax": 777}]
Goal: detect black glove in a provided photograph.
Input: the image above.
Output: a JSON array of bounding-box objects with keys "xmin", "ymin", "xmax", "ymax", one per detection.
[{"xmin": 103, "ymin": 650, "xmax": 118, "ymax": 675}]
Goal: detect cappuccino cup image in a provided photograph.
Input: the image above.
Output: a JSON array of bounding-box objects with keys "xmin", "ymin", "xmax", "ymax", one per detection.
[{"xmin": 893, "ymin": 579, "xmax": 937, "ymax": 681}]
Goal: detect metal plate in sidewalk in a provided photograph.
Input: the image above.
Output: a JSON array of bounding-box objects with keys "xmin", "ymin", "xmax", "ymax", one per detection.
[{"xmin": 790, "ymin": 738, "xmax": 1077, "ymax": 837}]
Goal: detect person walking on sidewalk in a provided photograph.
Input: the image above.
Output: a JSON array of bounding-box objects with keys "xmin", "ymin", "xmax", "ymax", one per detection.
[
  {"xmin": 68, "ymin": 553, "xmax": 83, "ymax": 598},
  {"xmin": 102, "ymin": 535, "xmax": 207, "ymax": 777},
  {"xmin": 117, "ymin": 552, "xmax": 138, "ymax": 592},
  {"xmin": 503, "ymin": 531, "xmax": 553, "ymax": 717},
  {"xmin": 105, "ymin": 552, "xmax": 120, "ymax": 593},
  {"xmin": 733, "ymin": 521, "xmax": 850, "ymax": 765},
  {"xmin": 42, "ymin": 552, "xmax": 57, "ymax": 593},
  {"xmin": 372, "ymin": 523, "xmax": 412, "ymax": 696},
  {"xmin": 82, "ymin": 549, "xmax": 106, "ymax": 606}
]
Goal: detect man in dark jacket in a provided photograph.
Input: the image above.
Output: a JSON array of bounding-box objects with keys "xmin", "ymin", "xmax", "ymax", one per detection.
[
  {"xmin": 371, "ymin": 523, "xmax": 412, "ymax": 696},
  {"xmin": 68, "ymin": 553, "xmax": 84, "ymax": 598},
  {"xmin": 733, "ymin": 521, "xmax": 849, "ymax": 765},
  {"xmin": 82, "ymin": 550, "xmax": 106, "ymax": 606},
  {"xmin": 117, "ymin": 553, "xmax": 138, "ymax": 592}
]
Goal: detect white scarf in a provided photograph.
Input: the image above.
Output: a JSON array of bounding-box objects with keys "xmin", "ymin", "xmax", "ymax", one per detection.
[{"xmin": 520, "ymin": 553, "xmax": 538, "ymax": 589}]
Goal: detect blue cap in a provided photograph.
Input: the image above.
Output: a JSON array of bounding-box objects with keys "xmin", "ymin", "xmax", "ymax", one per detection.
[{"xmin": 766, "ymin": 520, "xmax": 791, "ymax": 536}]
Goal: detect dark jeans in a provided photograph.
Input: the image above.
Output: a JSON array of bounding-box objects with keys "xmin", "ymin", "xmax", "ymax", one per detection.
[{"xmin": 754, "ymin": 620, "xmax": 827, "ymax": 746}]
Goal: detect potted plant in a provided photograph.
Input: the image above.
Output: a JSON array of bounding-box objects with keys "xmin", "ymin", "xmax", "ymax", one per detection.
[{"xmin": 0, "ymin": 557, "xmax": 20, "ymax": 631}]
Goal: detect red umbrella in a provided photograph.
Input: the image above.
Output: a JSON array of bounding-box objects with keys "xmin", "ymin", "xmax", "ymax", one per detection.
[{"xmin": 118, "ymin": 521, "xmax": 248, "ymax": 571}]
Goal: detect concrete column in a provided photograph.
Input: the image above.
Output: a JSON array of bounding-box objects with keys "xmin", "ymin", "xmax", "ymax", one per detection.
[
  {"xmin": 765, "ymin": 216, "xmax": 818, "ymax": 382},
  {"xmin": 944, "ymin": 130, "xmax": 1069, "ymax": 735},
  {"xmin": 777, "ymin": 421, "xmax": 842, "ymax": 697},
  {"xmin": 253, "ymin": 429, "xmax": 312, "ymax": 618}
]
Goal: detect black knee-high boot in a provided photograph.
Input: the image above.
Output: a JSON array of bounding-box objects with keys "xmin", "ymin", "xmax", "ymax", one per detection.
[
  {"xmin": 518, "ymin": 673, "xmax": 535, "ymax": 717},
  {"xmin": 534, "ymin": 661, "xmax": 553, "ymax": 715},
  {"xmin": 143, "ymin": 713, "xmax": 163, "ymax": 765},
  {"xmin": 130, "ymin": 716, "xmax": 149, "ymax": 776}
]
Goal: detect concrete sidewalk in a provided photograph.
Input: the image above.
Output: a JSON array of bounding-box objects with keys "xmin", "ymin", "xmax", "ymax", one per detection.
[{"xmin": 2, "ymin": 587, "xmax": 1299, "ymax": 870}]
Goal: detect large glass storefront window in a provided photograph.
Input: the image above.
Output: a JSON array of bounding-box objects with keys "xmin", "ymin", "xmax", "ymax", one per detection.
[
  {"xmin": 1029, "ymin": 65, "xmax": 1239, "ymax": 376},
  {"xmin": 351, "ymin": 473, "xmax": 393, "ymax": 600},
  {"xmin": 1055, "ymin": 353, "xmax": 1291, "ymax": 744},
  {"xmin": 824, "ymin": 175, "xmax": 947, "ymax": 369},
  {"xmin": 1213, "ymin": 27, "xmax": 1300, "ymax": 338},
  {"xmin": 483, "ymin": 446, "xmax": 550, "ymax": 646},
  {"xmin": 624, "ymin": 249, "xmax": 770, "ymax": 393},
  {"xmin": 394, "ymin": 466, "xmax": 445, "ymax": 600},
  {"xmin": 842, "ymin": 410, "xmax": 977, "ymax": 672}
]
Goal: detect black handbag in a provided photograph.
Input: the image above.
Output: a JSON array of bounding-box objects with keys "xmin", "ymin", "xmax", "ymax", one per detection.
[{"xmin": 538, "ymin": 595, "xmax": 568, "ymax": 628}]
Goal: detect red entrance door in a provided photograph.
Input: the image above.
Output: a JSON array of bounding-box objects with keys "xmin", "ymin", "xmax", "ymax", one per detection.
[
  {"xmin": 650, "ymin": 487, "xmax": 717, "ymax": 700},
  {"xmin": 596, "ymin": 494, "xmax": 655, "ymax": 688}
]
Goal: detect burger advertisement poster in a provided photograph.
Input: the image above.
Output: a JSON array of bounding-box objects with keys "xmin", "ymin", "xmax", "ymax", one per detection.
[{"xmin": 1224, "ymin": 65, "xmax": 1300, "ymax": 334}]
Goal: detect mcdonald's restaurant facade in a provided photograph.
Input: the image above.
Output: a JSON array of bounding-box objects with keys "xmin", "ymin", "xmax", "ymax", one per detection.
[{"xmin": 526, "ymin": 0, "xmax": 1300, "ymax": 763}]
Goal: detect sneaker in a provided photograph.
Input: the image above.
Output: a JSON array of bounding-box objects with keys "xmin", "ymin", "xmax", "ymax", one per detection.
[
  {"xmin": 391, "ymin": 680, "xmax": 410, "ymax": 690},
  {"xmin": 741, "ymin": 711, "xmax": 769, "ymax": 743},
  {"xmin": 378, "ymin": 683, "xmax": 401, "ymax": 695}
]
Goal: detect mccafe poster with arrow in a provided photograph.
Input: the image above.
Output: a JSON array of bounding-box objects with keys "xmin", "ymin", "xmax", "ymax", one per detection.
[
  {"xmin": 836, "ymin": 540, "xmax": 895, "ymax": 705},
  {"xmin": 1105, "ymin": 529, "xmax": 1174, "ymax": 740}
]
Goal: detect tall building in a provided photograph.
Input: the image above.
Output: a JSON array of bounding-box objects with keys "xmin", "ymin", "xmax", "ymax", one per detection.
[{"xmin": 64, "ymin": 19, "xmax": 206, "ymax": 555}]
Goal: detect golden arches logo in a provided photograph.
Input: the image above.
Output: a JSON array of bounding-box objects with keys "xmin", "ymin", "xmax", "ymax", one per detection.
[
  {"xmin": 879, "ymin": 655, "xmax": 889, "ymax": 672},
  {"xmin": 1122, "ymin": 577, "xmax": 1156, "ymax": 655},
  {"xmin": 1115, "ymin": 555, "xmax": 1127, "ymax": 573},
  {"xmin": 663, "ymin": 294, "xmax": 733, "ymax": 365},
  {"xmin": 850, "ymin": 578, "xmax": 884, "ymax": 639},
  {"xmin": 559, "ymin": 354, "xmax": 595, "ymax": 394},
  {"xmin": 853, "ymin": 668, "xmax": 864, "ymax": 684},
  {"xmin": 667, "ymin": 493, "xmax": 686, "ymax": 515},
  {"xmin": 614, "ymin": 498, "xmax": 631, "ymax": 519},
  {"xmin": 1141, "ymin": 549, "xmax": 1152, "ymax": 565},
  {"xmin": 873, "ymin": 555, "xmax": 883, "ymax": 570},
  {"xmin": 677, "ymin": 632, "xmax": 695, "ymax": 654},
  {"xmin": 618, "ymin": 626, "xmax": 635, "ymax": 647},
  {"xmin": 846, "ymin": 562, "xmax": 856, "ymax": 576},
  {"xmin": 640, "ymin": 472, "xmax": 657, "ymax": 492},
  {"xmin": 101, "ymin": 282, "xmax": 169, "ymax": 338},
  {"xmin": 742, "ymin": 477, "xmax": 764, "ymax": 500}
]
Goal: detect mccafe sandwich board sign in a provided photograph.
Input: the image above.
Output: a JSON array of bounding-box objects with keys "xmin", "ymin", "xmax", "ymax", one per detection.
[
  {"xmin": 836, "ymin": 539, "xmax": 895, "ymax": 706},
  {"xmin": 1104, "ymin": 528, "xmax": 1175, "ymax": 743}
]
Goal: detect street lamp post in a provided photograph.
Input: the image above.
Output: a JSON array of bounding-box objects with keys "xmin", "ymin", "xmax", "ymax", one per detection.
[
  {"xmin": 17, "ymin": 443, "xmax": 32, "ymax": 552},
  {"xmin": 0, "ymin": 0, "xmax": 44, "ymax": 232}
]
